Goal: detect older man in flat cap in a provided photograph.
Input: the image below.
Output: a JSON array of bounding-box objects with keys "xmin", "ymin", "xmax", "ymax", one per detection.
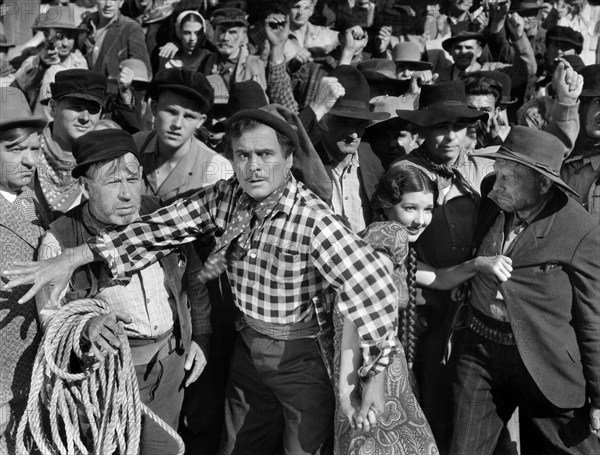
[
  {"xmin": 35, "ymin": 129, "xmax": 210, "ymax": 455},
  {"xmin": 3, "ymin": 105, "xmax": 399, "ymax": 455},
  {"xmin": 449, "ymin": 126, "xmax": 600, "ymax": 454}
]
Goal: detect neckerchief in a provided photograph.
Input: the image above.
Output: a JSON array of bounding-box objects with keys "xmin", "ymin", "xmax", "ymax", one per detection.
[
  {"xmin": 414, "ymin": 147, "xmax": 481, "ymax": 205},
  {"xmin": 198, "ymin": 173, "xmax": 291, "ymax": 283},
  {"xmin": 37, "ymin": 124, "xmax": 81, "ymax": 212}
]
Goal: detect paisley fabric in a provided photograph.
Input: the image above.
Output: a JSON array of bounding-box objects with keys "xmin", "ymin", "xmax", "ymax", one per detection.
[{"xmin": 333, "ymin": 307, "xmax": 439, "ymax": 455}]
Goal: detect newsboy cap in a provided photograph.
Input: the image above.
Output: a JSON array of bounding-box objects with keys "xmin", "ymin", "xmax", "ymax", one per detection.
[
  {"xmin": 545, "ymin": 26, "xmax": 584, "ymax": 54},
  {"xmin": 47, "ymin": 69, "xmax": 107, "ymax": 106},
  {"xmin": 71, "ymin": 129, "xmax": 140, "ymax": 178},
  {"xmin": 210, "ymin": 7, "xmax": 248, "ymax": 27},
  {"xmin": 149, "ymin": 68, "xmax": 214, "ymax": 114}
]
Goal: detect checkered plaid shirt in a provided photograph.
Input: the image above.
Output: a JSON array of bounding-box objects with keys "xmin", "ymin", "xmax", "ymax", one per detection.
[{"xmin": 88, "ymin": 176, "xmax": 398, "ymax": 376}]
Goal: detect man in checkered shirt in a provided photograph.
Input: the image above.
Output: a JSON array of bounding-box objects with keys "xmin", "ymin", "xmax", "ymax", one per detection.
[{"xmin": 3, "ymin": 105, "xmax": 399, "ymax": 455}]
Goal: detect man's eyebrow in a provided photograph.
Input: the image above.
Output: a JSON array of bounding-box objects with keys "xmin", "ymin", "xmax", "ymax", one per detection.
[{"xmin": 234, "ymin": 148, "xmax": 275, "ymax": 155}]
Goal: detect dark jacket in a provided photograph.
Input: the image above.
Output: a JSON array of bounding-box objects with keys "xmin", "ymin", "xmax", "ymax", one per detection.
[{"xmin": 473, "ymin": 175, "xmax": 600, "ymax": 409}]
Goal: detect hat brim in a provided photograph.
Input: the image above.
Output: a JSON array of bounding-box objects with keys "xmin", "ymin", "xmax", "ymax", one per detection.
[
  {"xmin": 153, "ymin": 84, "xmax": 208, "ymax": 106},
  {"xmin": 0, "ymin": 117, "xmax": 47, "ymax": 130},
  {"xmin": 328, "ymin": 105, "xmax": 390, "ymax": 121},
  {"xmin": 472, "ymin": 149, "xmax": 579, "ymax": 198},
  {"xmin": 211, "ymin": 19, "xmax": 248, "ymax": 28},
  {"xmin": 41, "ymin": 92, "xmax": 105, "ymax": 107},
  {"xmin": 0, "ymin": 43, "xmax": 15, "ymax": 48},
  {"xmin": 32, "ymin": 24, "xmax": 87, "ymax": 31},
  {"xmin": 442, "ymin": 34, "xmax": 486, "ymax": 53},
  {"xmin": 393, "ymin": 60, "xmax": 433, "ymax": 71},
  {"xmin": 509, "ymin": 6, "xmax": 544, "ymax": 14},
  {"xmin": 580, "ymin": 89, "xmax": 600, "ymax": 98},
  {"xmin": 501, "ymin": 96, "xmax": 519, "ymax": 105},
  {"xmin": 395, "ymin": 106, "xmax": 487, "ymax": 127}
]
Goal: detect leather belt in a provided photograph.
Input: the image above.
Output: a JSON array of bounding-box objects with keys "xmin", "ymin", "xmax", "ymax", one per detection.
[
  {"xmin": 128, "ymin": 329, "xmax": 178, "ymax": 366},
  {"xmin": 466, "ymin": 308, "xmax": 516, "ymax": 345}
]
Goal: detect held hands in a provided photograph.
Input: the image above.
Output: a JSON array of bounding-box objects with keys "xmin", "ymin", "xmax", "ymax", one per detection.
[
  {"xmin": 552, "ymin": 58, "xmax": 584, "ymax": 104},
  {"xmin": 339, "ymin": 371, "xmax": 385, "ymax": 433},
  {"xmin": 474, "ymin": 255, "xmax": 513, "ymax": 282},
  {"xmin": 82, "ymin": 311, "xmax": 132, "ymax": 360}
]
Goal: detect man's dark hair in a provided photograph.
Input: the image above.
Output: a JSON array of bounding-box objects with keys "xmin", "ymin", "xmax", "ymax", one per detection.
[
  {"xmin": 224, "ymin": 117, "xmax": 296, "ymax": 159},
  {"xmin": 464, "ymin": 75, "xmax": 503, "ymax": 108}
]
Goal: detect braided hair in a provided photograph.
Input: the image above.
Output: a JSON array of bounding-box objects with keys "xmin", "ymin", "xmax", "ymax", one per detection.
[{"xmin": 371, "ymin": 164, "xmax": 437, "ymax": 368}]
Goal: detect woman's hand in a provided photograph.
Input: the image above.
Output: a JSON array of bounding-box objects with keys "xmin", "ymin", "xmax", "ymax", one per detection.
[
  {"xmin": 158, "ymin": 42, "xmax": 179, "ymax": 59},
  {"xmin": 474, "ymin": 255, "xmax": 513, "ymax": 282}
]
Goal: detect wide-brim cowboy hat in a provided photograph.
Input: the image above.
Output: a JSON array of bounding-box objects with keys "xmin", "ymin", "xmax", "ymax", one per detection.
[
  {"xmin": 362, "ymin": 95, "xmax": 415, "ymax": 142},
  {"xmin": 473, "ymin": 126, "xmax": 579, "ymax": 197},
  {"xmin": 0, "ymin": 87, "xmax": 47, "ymax": 130},
  {"xmin": 327, "ymin": 65, "xmax": 390, "ymax": 121},
  {"xmin": 395, "ymin": 80, "xmax": 488, "ymax": 127}
]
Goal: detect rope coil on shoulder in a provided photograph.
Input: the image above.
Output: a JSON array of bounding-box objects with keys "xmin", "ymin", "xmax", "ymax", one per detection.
[{"xmin": 16, "ymin": 298, "xmax": 185, "ymax": 455}]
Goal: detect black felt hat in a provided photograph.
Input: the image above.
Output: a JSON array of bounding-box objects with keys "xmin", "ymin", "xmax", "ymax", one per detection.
[
  {"xmin": 395, "ymin": 80, "xmax": 488, "ymax": 127},
  {"xmin": 72, "ymin": 129, "xmax": 140, "ymax": 178},
  {"xmin": 442, "ymin": 31, "xmax": 486, "ymax": 53},
  {"xmin": 545, "ymin": 26, "xmax": 584, "ymax": 54},
  {"xmin": 580, "ymin": 64, "xmax": 600, "ymax": 98}
]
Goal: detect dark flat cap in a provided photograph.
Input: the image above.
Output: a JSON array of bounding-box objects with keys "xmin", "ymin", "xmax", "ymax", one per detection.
[
  {"xmin": 72, "ymin": 129, "xmax": 139, "ymax": 178},
  {"xmin": 149, "ymin": 68, "xmax": 214, "ymax": 114},
  {"xmin": 47, "ymin": 69, "xmax": 107, "ymax": 106},
  {"xmin": 545, "ymin": 26, "xmax": 584, "ymax": 54},
  {"xmin": 210, "ymin": 7, "xmax": 248, "ymax": 27}
]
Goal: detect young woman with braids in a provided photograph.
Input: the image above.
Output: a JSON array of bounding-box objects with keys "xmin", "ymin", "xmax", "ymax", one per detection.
[{"xmin": 334, "ymin": 165, "xmax": 512, "ymax": 455}]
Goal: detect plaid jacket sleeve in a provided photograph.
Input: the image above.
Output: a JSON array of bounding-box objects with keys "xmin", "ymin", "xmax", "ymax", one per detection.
[
  {"xmin": 267, "ymin": 60, "xmax": 299, "ymax": 113},
  {"xmin": 88, "ymin": 180, "xmax": 232, "ymax": 281},
  {"xmin": 310, "ymin": 213, "xmax": 399, "ymax": 377}
]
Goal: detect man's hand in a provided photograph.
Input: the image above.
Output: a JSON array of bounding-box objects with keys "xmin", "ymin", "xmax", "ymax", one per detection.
[
  {"xmin": 357, "ymin": 370, "xmax": 386, "ymax": 433},
  {"xmin": 489, "ymin": 0, "xmax": 510, "ymax": 34},
  {"xmin": 82, "ymin": 311, "xmax": 132, "ymax": 360},
  {"xmin": 552, "ymin": 58, "xmax": 584, "ymax": 104},
  {"xmin": 1, "ymin": 244, "xmax": 94, "ymax": 304},
  {"xmin": 291, "ymin": 48, "xmax": 313, "ymax": 65},
  {"xmin": 408, "ymin": 70, "xmax": 438, "ymax": 95},
  {"xmin": 340, "ymin": 26, "xmax": 368, "ymax": 64},
  {"xmin": 158, "ymin": 42, "xmax": 179, "ymax": 59},
  {"xmin": 39, "ymin": 43, "xmax": 60, "ymax": 67},
  {"xmin": 591, "ymin": 407, "xmax": 600, "ymax": 438},
  {"xmin": 309, "ymin": 76, "xmax": 345, "ymax": 121},
  {"xmin": 265, "ymin": 13, "xmax": 289, "ymax": 48},
  {"xmin": 184, "ymin": 339, "xmax": 208, "ymax": 387},
  {"xmin": 118, "ymin": 65, "xmax": 135, "ymax": 92},
  {"xmin": 507, "ymin": 12, "xmax": 525, "ymax": 40},
  {"xmin": 375, "ymin": 25, "xmax": 392, "ymax": 54}
]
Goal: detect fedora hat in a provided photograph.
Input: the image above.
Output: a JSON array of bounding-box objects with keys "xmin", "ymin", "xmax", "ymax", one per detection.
[
  {"xmin": 392, "ymin": 42, "xmax": 432, "ymax": 71},
  {"xmin": 509, "ymin": 1, "xmax": 544, "ymax": 14},
  {"xmin": 395, "ymin": 80, "xmax": 488, "ymax": 127},
  {"xmin": 473, "ymin": 126, "xmax": 578, "ymax": 197},
  {"xmin": 212, "ymin": 80, "xmax": 268, "ymax": 132},
  {"xmin": 464, "ymin": 70, "xmax": 517, "ymax": 104},
  {"xmin": 150, "ymin": 68, "xmax": 214, "ymax": 114},
  {"xmin": 32, "ymin": 5, "xmax": 87, "ymax": 31},
  {"xmin": 362, "ymin": 95, "xmax": 415, "ymax": 142},
  {"xmin": 580, "ymin": 64, "xmax": 600, "ymax": 98},
  {"xmin": 45, "ymin": 69, "xmax": 107, "ymax": 106},
  {"xmin": 72, "ymin": 129, "xmax": 140, "ymax": 179},
  {"xmin": 327, "ymin": 65, "xmax": 390, "ymax": 121},
  {"xmin": 442, "ymin": 31, "xmax": 486, "ymax": 53},
  {"xmin": 0, "ymin": 87, "xmax": 46, "ymax": 130}
]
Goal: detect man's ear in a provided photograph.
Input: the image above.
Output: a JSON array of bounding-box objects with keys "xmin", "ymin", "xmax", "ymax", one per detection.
[
  {"xmin": 49, "ymin": 99, "xmax": 58, "ymax": 117},
  {"xmin": 79, "ymin": 177, "xmax": 90, "ymax": 200},
  {"xmin": 150, "ymin": 100, "xmax": 158, "ymax": 117},
  {"xmin": 476, "ymin": 45, "xmax": 483, "ymax": 59}
]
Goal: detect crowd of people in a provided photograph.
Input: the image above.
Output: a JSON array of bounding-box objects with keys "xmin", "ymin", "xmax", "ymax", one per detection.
[{"xmin": 0, "ymin": 1, "xmax": 599, "ymax": 454}]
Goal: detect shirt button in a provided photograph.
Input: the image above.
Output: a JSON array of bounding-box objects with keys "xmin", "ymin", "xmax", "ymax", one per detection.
[
  {"xmin": 250, "ymin": 253, "xmax": 257, "ymax": 259},
  {"xmin": 146, "ymin": 298, "xmax": 150, "ymax": 303},
  {"xmin": 154, "ymin": 325, "xmax": 158, "ymax": 330},
  {"xmin": 451, "ymin": 223, "xmax": 456, "ymax": 228},
  {"xmin": 344, "ymin": 196, "xmax": 349, "ymax": 200}
]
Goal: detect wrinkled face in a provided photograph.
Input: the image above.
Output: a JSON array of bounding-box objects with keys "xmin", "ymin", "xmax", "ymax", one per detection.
[
  {"xmin": 52, "ymin": 97, "xmax": 103, "ymax": 143},
  {"xmin": 489, "ymin": 159, "xmax": 546, "ymax": 213},
  {"xmin": 289, "ymin": 1, "xmax": 315, "ymax": 28},
  {"xmin": 422, "ymin": 119, "xmax": 470, "ymax": 165},
  {"xmin": 322, "ymin": 115, "xmax": 369, "ymax": 158},
  {"xmin": 584, "ymin": 96, "xmax": 600, "ymax": 139},
  {"xmin": 232, "ymin": 124, "xmax": 292, "ymax": 201},
  {"xmin": 451, "ymin": 39, "xmax": 482, "ymax": 71},
  {"xmin": 96, "ymin": 0, "xmax": 124, "ymax": 21},
  {"xmin": 214, "ymin": 24, "xmax": 247, "ymax": 59},
  {"xmin": 0, "ymin": 132, "xmax": 41, "ymax": 192},
  {"xmin": 386, "ymin": 191, "xmax": 435, "ymax": 242},
  {"xmin": 181, "ymin": 20, "xmax": 203, "ymax": 55},
  {"xmin": 152, "ymin": 90, "xmax": 206, "ymax": 151},
  {"xmin": 83, "ymin": 153, "xmax": 142, "ymax": 225},
  {"xmin": 44, "ymin": 28, "xmax": 76, "ymax": 59}
]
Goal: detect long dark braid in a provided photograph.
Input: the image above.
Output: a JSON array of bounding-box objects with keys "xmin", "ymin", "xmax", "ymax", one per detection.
[{"xmin": 401, "ymin": 245, "xmax": 418, "ymax": 368}]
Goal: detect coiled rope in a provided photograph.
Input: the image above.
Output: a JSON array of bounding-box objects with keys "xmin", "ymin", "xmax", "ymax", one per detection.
[{"xmin": 16, "ymin": 298, "xmax": 185, "ymax": 455}]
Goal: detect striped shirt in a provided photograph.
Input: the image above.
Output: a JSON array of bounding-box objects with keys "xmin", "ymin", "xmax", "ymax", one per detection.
[{"xmin": 88, "ymin": 176, "xmax": 399, "ymax": 376}]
